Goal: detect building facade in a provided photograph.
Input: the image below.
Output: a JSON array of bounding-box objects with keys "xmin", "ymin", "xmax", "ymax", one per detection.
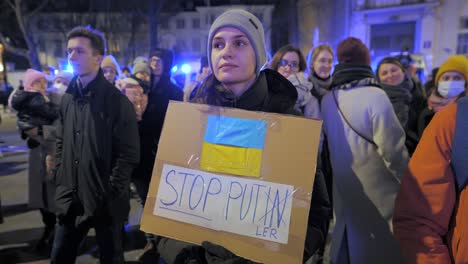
[
  {"xmin": 297, "ymin": 0, "xmax": 468, "ymax": 76},
  {"xmin": 28, "ymin": 5, "xmax": 274, "ymax": 72}
]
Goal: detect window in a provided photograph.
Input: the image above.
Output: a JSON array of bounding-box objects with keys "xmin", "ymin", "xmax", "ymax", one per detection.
[
  {"xmin": 176, "ymin": 19, "xmax": 185, "ymax": 29},
  {"xmin": 38, "ymin": 37, "xmax": 46, "ymax": 53},
  {"xmin": 108, "ymin": 38, "xmax": 121, "ymax": 54},
  {"xmin": 161, "ymin": 19, "xmax": 169, "ymax": 29},
  {"xmin": 192, "ymin": 18, "xmax": 200, "ymax": 29},
  {"xmin": 192, "ymin": 38, "xmax": 201, "ymax": 52},
  {"xmin": 457, "ymin": 33, "xmax": 468, "ymax": 54},
  {"xmin": 176, "ymin": 39, "xmax": 187, "ymax": 50},
  {"xmin": 210, "ymin": 14, "xmax": 216, "ymax": 24},
  {"xmin": 461, "ymin": 17, "xmax": 468, "ymax": 29},
  {"xmin": 370, "ymin": 22, "xmax": 415, "ymax": 58},
  {"xmin": 54, "ymin": 40, "xmax": 63, "ymax": 57}
]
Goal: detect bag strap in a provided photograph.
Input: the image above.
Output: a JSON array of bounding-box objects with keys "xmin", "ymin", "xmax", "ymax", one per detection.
[{"xmin": 332, "ymin": 90, "xmax": 376, "ymax": 146}]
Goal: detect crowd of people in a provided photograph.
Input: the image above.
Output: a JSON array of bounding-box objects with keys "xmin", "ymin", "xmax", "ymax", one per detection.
[{"xmin": 2, "ymin": 8, "xmax": 468, "ymax": 264}]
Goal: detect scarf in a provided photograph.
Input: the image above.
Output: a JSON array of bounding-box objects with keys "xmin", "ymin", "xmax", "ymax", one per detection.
[
  {"xmin": 379, "ymin": 78, "xmax": 413, "ymax": 105},
  {"xmin": 308, "ymin": 72, "xmax": 332, "ymax": 99},
  {"xmin": 330, "ymin": 63, "xmax": 379, "ymax": 90}
]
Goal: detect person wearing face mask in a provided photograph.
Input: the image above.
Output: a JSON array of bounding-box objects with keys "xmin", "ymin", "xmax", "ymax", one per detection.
[
  {"xmin": 393, "ymin": 67, "xmax": 468, "ymax": 263},
  {"xmin": 48, "ymin": 71, "xmax": 73, "ymax": 105},
  {"xmin": 307, "ymin": 44, "xmax": 334, "ymax": 101},
  {"xmin": 417, "ymin": 55, "xmax": 468, "ymax": 136}
]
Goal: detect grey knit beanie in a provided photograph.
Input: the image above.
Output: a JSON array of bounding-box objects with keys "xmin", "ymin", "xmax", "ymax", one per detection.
[
  {"xmin": 208, "ymin": 9, "xmax": 267, "ymax": 76},
  {"xmin": 133, "ymin": 61, "xmax": 151, "ymax": 76}
]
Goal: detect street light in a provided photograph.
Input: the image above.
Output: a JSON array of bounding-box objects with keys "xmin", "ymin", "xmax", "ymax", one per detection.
[
  {"xmin": 0, "ymin": 43, "xmax": 6, "ymax": 84},
  {"xmin": 0, "ymin": 43, "xmax": 4, "ymax": 74}
]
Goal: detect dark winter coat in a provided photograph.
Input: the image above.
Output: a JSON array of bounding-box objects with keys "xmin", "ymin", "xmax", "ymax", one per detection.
[
  {"xmin": 132, "ymin": 49, "xmax": 183, "ymax": 184},
  {"xmin": 158, "ymin": 69, "xmax": 331, "ymax": 263},
  {"xmin": 10, "ymin": 90, "xmax": 58, "ymax": 132},
  {"xmin": 53, "ymin": 70, "xmax": 140, "ymax": 225}
]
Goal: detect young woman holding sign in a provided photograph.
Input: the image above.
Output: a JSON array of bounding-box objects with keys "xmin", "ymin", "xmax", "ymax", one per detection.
[{"xmin": 156, "ymin": 9, "xmax": 331, "ymax": 264}]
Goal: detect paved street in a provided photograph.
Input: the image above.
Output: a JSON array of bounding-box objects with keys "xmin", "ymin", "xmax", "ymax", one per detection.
[{"xmin": 0, "ymin": 111, "xmax": 149, "ymax": 264}]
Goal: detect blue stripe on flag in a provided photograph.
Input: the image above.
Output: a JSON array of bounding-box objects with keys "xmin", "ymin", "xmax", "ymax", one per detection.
[{"xmin": 204, "ymin": 115, "xmax": 267, "ymax": 149}]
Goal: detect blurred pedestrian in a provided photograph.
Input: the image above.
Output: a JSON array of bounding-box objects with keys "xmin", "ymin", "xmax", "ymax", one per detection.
[{"xmin": 101, "ymin": 55, "xmax": 121, "ymax": 85}]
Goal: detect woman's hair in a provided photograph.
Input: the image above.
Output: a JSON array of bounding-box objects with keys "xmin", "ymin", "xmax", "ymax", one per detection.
[
  {"xmin": 307, "ymin": 44, "xmax": 334, "ymax": 72},
  {"xmin": 269, "ymin": 44, "xmax": 307, "ymax": 72},
  {"xmin": 375, "ymin": 57, "xmax": 406, "ymax": 82}
]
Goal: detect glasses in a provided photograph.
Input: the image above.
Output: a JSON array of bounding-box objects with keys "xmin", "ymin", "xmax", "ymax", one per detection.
[{"xmin": 278, "ymin": 59, "xmax": 299, "ymax": 69}]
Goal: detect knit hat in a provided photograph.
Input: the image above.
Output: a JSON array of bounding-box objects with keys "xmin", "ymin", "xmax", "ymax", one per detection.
[
  {"xmin": 133, "ymin": 62, "xmax": 151, "ymax": 76},
  {"xmin": 208, "ymin": 9, "xmax": 267, "ymax": 75},
  {"xmin": 435, "ymin": 55, "xmax": 468, "ymax": 83},
  {"xmin": 54, "ymin": 71, "xmax": 73, "ymax": 83},
  {"xmin": 24, "ymin": 69, "xmax": 46, "ymax": 92},
  {"xmin": 337, "ymin": 37, "xmax": 371, "ymax": 66},
  {"xmin": 101, "ymin": 55, "xmax": 121, "ymax": 77},
  {"xmin": 133, "ymin": 56, "xmax": 149, "ymax": 66}
]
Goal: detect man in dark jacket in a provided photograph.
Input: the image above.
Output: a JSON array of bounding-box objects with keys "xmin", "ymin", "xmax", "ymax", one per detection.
[
  {"xmin": 51, "ymin": 26, "xmax": 140, "ymax": 264},
  {"xmin": 132, "ymin": 48, "xmax": 183, "ymax": 260}
]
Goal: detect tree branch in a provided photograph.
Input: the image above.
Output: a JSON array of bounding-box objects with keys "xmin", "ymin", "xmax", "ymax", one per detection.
[
  {"xmin": 26, "ymin": 0, "xmax": 49, "ymax": 18},
  {"xmin": 6, "ymin": 0, "xmax": 15, "ymax": 10},
  {"xmin": 0, "ymin": 33, "xmax": 29, "ymax": 58}
]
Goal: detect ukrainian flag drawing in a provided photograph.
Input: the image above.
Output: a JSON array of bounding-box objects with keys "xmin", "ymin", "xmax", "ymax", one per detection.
[{"xmin": 200, "ymin": 115, "xmax": 267, "ymax": 178}]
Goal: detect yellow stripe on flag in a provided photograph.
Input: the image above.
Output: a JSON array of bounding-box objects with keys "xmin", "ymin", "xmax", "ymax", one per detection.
[{"xmin": 200, "ymin": 142, "xmax": 262, "ymax": 177}]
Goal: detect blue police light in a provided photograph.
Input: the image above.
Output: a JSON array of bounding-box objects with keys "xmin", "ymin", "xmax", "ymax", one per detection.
[
  {"xmin": 181, "ymin": 64, "xmax": 191, "ymax": 74},
  {"xmin": 65, "ymin": 63, "xmax": 74, "ymax": 73},
  {"xmin": 171, "ymin": 65, "xmax": 178, "ymax": 73}
]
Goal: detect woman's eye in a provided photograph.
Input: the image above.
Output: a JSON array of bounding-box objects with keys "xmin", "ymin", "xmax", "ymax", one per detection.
[
  {"xmin": 235, "ymin": 40, "xmax": 246, "ymax": 47},
  {"xmin": 213, "ymin": 41, "xmax": 224, "ymax": 49}
]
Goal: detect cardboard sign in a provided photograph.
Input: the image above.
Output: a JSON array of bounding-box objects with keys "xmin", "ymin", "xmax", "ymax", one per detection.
[
  {"xmin": 154, "ymin": 164, "xmax": 294, "ymax": 244},
  {"xmin": 141, "ymin": 102, "xmax": 322, "ymax": 264}
]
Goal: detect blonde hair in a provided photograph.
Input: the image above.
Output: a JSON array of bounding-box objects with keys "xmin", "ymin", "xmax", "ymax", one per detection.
[{"xmin": 307, "ymin": 44, "xmax": 334, "ymax": 73}]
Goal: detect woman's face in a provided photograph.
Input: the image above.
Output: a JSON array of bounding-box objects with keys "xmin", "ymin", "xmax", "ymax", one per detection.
[
  {"xmin": 378, "ymin": 63, "xmax": 405, "ymax": 86},
  {"xmin": 312, "ymin": 50, "xmax": 333, "ymax": 79},
  {"xmin": 277, "ymin": 51, "xmax": 300, "ymax": 78},
  {"xmin": 211, "ymin": 27, "xmax": 256, "ymax": 89}
]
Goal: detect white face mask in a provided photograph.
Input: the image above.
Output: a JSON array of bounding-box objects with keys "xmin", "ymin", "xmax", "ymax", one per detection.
[
  {"xmin": 53, "ymin": 82, "xmax": 68, "ymax": 94},
  {"xmin": 437, "ymin": 80, "xmax": 466, "ymax": 98}
]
